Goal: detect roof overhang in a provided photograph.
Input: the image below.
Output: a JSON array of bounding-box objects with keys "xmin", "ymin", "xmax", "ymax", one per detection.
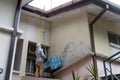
[{"xmin": 22, "ymin": 0, "xmax": 120, "ymax": 18}]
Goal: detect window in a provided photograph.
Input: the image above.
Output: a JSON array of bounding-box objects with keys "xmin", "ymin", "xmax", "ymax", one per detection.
[
  {"xmin": 13, "ymin": 39, "xmax": 23, "ymax": 71},
  {"xmin": 119, "ymin": 37, "xmax": 120, "ymax": 45},
  {"xmin": 28, "ymin": 41, "xmax": 36, "ymax": 54},
  {"xmin": 108, "ymin": 32, "xmax": 120, "ymax": 46},
  {"xmin": 26, "ymin": 41, "xmax": 49, "ymax": 75},
  {"xmin": 26, "ymin": 58, "xmax": 36, "ymax": 74}
]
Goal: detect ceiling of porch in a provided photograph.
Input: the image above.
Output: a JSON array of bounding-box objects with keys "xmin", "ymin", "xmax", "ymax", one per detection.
[
  {"xmin": 21, "ymin": 0, "xmax": 32, "ymax": 7},
  {"xmin": 44, "ymin": 4, "xmax": 120, "ymax": 23}
]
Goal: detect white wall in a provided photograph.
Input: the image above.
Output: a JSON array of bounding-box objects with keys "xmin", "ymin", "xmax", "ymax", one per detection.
[
  {"xmin": 19, "ymin": 13, "xmax": 51, "ymax": 76},
  {"xmin": 0, "ymin": 0, "xmax": 17, "ymax": 80},
  {"xmin": 115, "ymin": 24, "xmax": 120, "ymax": 35},
  {"xmin": 0, "ymin": 0, "xmax": 17, "ymax": 28},
  {"xmin": 12, "ymin": 73, "xmax": 20, "ymax": 80},
  {"xmin": 50, "ymin": 12, "xmax": 91, "ymax": 57},
  {"xmin": 17, "ymin": 12, "xmax": 91, "ymax": 77},
  {"xmin": 50, "ymin": 13, "xmax": 91, "ymax": 68},
  {"xmin": 88, "ymin": 14, "xmax": 120, "ymax": 56},
  {"xmin": 0, "ymin": 31, "xmax": 11, "ymax": 80},
  {"xmin": 19, "ymin": 13, "xmax": 50, "ymax": 45}
]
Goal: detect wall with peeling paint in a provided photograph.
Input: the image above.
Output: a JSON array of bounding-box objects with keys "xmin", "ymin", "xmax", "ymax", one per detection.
[{"xmin": 50, "ymin": 12, "xmax": 91, "ymax": 68}]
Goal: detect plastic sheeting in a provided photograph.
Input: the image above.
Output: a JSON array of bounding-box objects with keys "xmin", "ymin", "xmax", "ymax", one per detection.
[{"xmin": 44, "ymin": 57, "xmax": 62, "ymax": 71}]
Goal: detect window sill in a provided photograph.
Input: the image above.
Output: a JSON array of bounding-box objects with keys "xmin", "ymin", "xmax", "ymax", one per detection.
[
  {"xmin": 13, "ymin": 70, "xmax": 20, "ymax": 75},
  {"xmin": 110, "ymin": 43, "xmax": 120, "ymax": 49},
  {"xmin": 26, "ymin": 72, "xmax": 35, "ymax": 76}
]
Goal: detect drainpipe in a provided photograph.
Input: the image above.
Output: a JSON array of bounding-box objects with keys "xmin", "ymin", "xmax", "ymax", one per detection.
[
  {"xmin": 89, "ymin": 4, "xmax": 109, "ymax": 80},
  {"xmin": 5, "ymin": 0, "xmax": 22, "ymax": 80}
]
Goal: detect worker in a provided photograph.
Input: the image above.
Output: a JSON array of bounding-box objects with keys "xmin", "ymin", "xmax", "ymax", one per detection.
[{"xmin": 35, "ymin": 43, "xmax": 46, "ymax": 77}]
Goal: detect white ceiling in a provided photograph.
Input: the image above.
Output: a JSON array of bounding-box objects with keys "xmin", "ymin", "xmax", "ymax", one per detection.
[
  {"xmin": 103, "ymin": 11, "xmax": 120, "ymax": 23},
  {"xmin": 47, "ymin": 4, "xmax": 102, "ymax": 21},
  {"xmin": 48, "ymin": 4, "xmax": 120, "ymax": 23}
]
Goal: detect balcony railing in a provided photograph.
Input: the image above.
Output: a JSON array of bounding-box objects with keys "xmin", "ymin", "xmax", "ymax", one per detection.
[{"xmin": 103, "ymin": 51, "xmax": 120, "ymax": 80}]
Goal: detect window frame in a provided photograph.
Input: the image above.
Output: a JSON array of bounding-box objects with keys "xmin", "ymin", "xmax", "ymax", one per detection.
[
  {"xmin": 25, "ymin": 41, "xmax": 49, "ymax": 75},
  {"xmin": 108, "ymin": 31, "xmax": 120, "ymax": 49}
]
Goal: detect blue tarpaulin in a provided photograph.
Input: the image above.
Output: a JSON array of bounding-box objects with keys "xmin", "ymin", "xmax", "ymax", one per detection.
[{"xmin": 44, "ymin": 57, "xmax": 62, "ymax": 71}]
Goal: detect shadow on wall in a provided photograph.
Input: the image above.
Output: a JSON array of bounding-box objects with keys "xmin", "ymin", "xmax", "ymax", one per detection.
[{"xmin": 60, "ymin": 41, "xmax": 92, "ymax": 67}]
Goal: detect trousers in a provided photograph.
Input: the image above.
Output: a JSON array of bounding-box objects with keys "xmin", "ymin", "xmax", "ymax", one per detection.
[{"xmin": 35, "ymin": 61, "xmax": 44, "ymax": 77}]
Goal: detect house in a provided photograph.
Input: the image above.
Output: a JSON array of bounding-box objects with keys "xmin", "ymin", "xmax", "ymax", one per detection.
[{"xmin": 0, "ymin": 0, "xmax": 120, "ymax": 80}]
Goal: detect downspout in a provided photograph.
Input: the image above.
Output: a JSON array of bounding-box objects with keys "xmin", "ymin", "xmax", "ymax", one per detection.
[
  {"xmin": 89, "ymin": 4, "xmax": 108, "ymax": 80},
  {"xmin": 5, "ymin": 0, "xmax": 22, "ymax": 80}
]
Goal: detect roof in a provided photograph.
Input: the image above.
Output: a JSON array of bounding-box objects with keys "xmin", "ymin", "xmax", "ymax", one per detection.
[{"xmin": 22, "ymin": 0, "xmax": 120, "ymax": 23}]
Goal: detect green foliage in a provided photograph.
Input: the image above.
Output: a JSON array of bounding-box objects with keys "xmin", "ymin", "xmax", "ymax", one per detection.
[
  {"xmin": 20, "ymin": 76, "xmax": 24, "ymax": 80},
  {"xmin": 72, "ymin": 71, "xmax": 81, "ymax": 80},
  {"xmin": 86, "ymin": 64, "xmax": 98, "ymax": 80}
]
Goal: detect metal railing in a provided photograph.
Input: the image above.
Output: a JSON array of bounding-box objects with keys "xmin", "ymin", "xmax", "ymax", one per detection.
[{"xmin": 103, "ymin": 51, "xmax": 120, "ymax": 80}]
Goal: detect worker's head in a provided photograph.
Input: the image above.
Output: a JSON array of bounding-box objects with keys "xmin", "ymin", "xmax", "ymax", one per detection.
[{"xmin": 36, "ymin": 43, "xmax": 41, "ymax": 48}]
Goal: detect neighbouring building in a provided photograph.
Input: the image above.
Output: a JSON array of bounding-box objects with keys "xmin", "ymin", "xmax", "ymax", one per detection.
[{"xmin": 0, "ymin": 0, "xmax": 120, "ymax": 80}]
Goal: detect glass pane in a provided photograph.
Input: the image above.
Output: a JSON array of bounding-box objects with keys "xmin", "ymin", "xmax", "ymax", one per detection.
[
  {"xmin": 13, "ymin": 39, "xmax": 23, "ymax": 71},
  {"xmin": 28, "ymin": 41, "xmax": 36, "ymax": 54},
  {"xmin": 108, "ymin": 33, "xmax": 118, "ymax": 44},
  {"xmin": 30, "ymin": 60, "xmax": 36, "ymax": 74},
  {"xmin": 26, "ymin": 58, "xmax": 36, "ymax": 74},
  {"xmin": 119, "ymin": 37, "xmax": 120, "ymax": 45},
  {"xmin": 26, "ymin": 59, "xmax": 30, "ymax": 73}
]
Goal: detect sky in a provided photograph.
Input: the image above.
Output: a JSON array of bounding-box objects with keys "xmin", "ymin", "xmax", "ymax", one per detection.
[
  {"xmin": 106, "ymin": 0, "xmax": 120, "ymax": 6},
  {"xmin": 29, "ymin": 0, "xmax": 120, "ymax": 11},
  {"xmin": 109, "ymin": 0, "xmax": 120, "ymax": 3},
  {"xmin": 29, "ymin": 0, "xmax": 72, "ymax": 11}
]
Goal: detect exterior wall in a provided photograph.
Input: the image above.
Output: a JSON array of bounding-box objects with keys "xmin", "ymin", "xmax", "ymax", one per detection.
[
  {"xmin": 0, "ymin": 0, "xmax": 17, "ymax": 80},
  {"xmin": 88, "ymin": 13, "xmax": 120, "ymax": 78},
  {"xmin": 0, "ymin": 0, "xmax": 17, "ymax": 28},
  {"xmin": 13, "ymin": 12, "xmax": 91, "ymax": 79},
  {"xmin": 0, "ymin": 31, "xmax": 11, "ymax": 80},
  {"xmin": 116, "ymin": 24, "xmax": 120, "ymax": 35},
  {"xmin": 19, "ymin": 13, "xmax": 50, "ymax": 45},
  {"xmin": 88, "ymin": 13, "xmax": 120, "ymax": 56},
  {"xmin": 50, "ymin": 12, "xmax": 91, "ymax": 58},
  {"xmin": 18, "ymin": 13, "xmax": 51, "ymax": 76},
  {"xmin": 12, "ymin": 73, "xmax": 21, "ymax": 80},
  {"xmin": 54, "ymin": 55, "xmax": 93, "ymax": 80}
]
